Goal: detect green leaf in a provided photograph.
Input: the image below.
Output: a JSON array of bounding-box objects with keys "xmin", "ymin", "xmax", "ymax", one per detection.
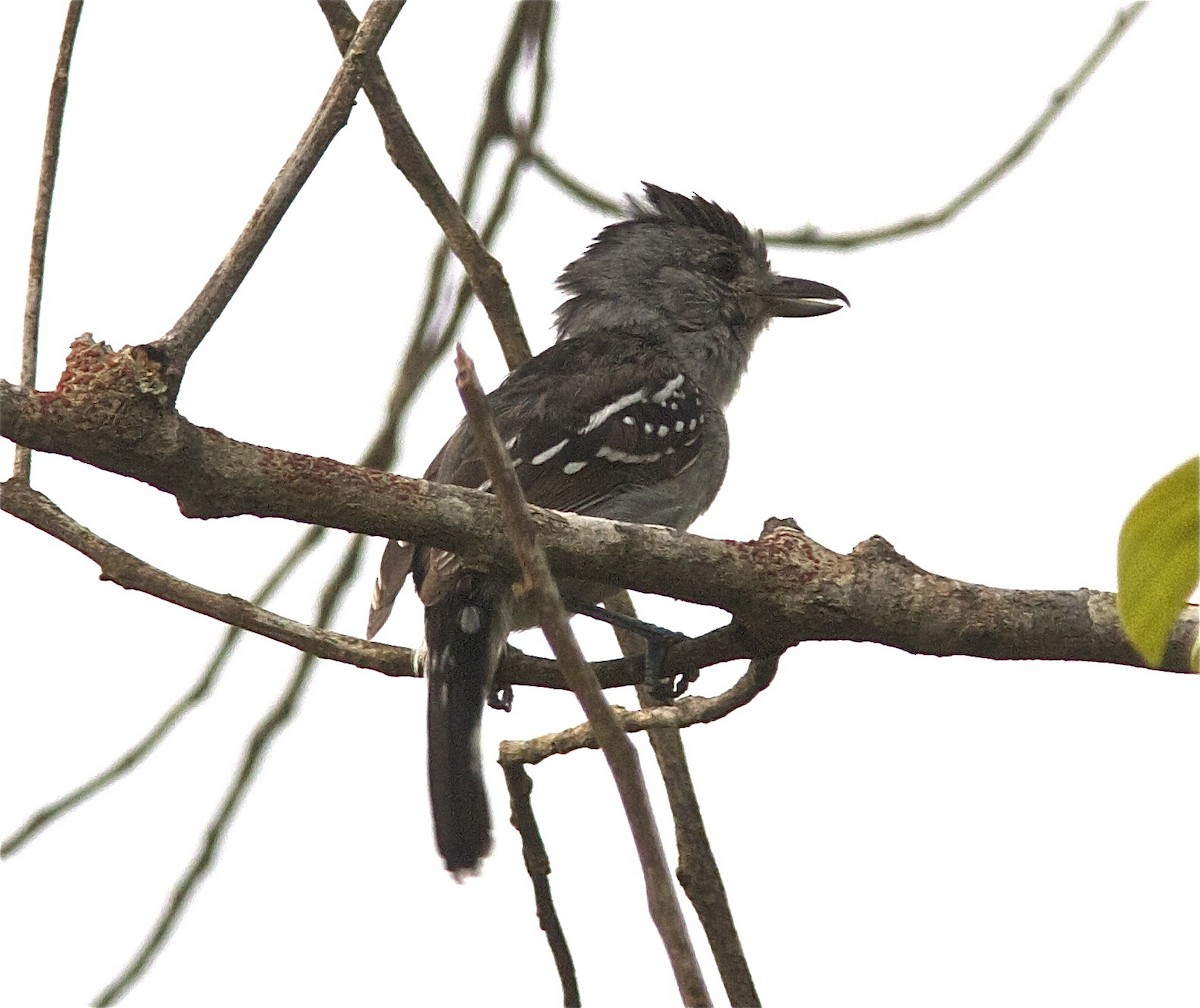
[{"xmin": 1117, "ymin": 456, "xmax": 1199, "ymax": 668}]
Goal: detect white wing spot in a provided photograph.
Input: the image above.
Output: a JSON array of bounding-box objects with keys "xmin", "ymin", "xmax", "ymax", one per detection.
[
  {"xmin": 622, "ymin": 415, "xmax": 636, "ymax": 426},
  {"xmin": 674, "ymin": 420, "xmax": 684, "ymax": 432},
  {"xmin": 650, "ymin": 374, "xmax": 685, "ymax": 405},
  {"xmin": 530, "ymin": 439, "xmax": 569, "ymax": 465},
  {"xmin": 504, "ymin": 435, "xmax": 518, "ymax": 451},
  {"xmin": 643, "ymin": 423, "xmax": 654, "ymax": 435},
  {"xmin": 657, "ymin": 425, "xmax": 669, "ymax": 437},
  {"xmin": 580, "ymin": 389, "xmax": 646, "ymax": 434},
  {"xmin": 683, "ymin": 435, "xmax": 700, "ymax": 447},
  {"xmin": 563, "ymin": 460, "xmax": 587, "ymax": 475},
  {"xmin": 459, "ymin": 605, "xmax": 482, "ymax": 634},
  {"xmin": 597, "ymin": 445, "xmax": 662, "ymax": 464},
  {"xmin": 669, "ymin": 401, "xmax": 679, "ymax": 411},
  {"xmin": 688, "ymin": 418, "xmax": 697, "ymax": 431}
]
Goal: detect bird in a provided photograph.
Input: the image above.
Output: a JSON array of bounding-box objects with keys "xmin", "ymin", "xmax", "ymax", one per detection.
[{"xmin": 367, "ymin": 184, "xmax": 848, "ymax": 878}]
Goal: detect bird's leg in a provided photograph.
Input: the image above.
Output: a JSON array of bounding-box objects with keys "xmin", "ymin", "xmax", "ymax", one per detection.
[{"xmin": 569, "ymin": 603, "xmax": 696, "ymax": 700}]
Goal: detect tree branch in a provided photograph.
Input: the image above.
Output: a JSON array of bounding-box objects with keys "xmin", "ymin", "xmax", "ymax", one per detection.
[
  {"xmin": 15, "ymin": 1, "xmax": 83, "ymax": 483},
  {"xmin": 501, "ymin": 761, "xmax": 580, "ymax": 1007},
  {"xmin": 151, "ymin": 1, "xmax": 402, "ymax": 396},
  {"xmin": 500, "ymin": 655, "xmax": 779, "ymax": 766},
  {"xmin": 320, "ymin": 0, "xmax": 536, "ymax": 370},
  {"xmin": 526, "ymin": 3, "xmax": 1149, "ymax": 250},
  {"xmin": 3, "ymin": 371, "xmax": 1194, "ymax": 675},
  {"xmin": 456, "ymin": 346, "xmax": 710, "ymax": 1005},
  {"xmin": 607, "ymin": 589, "xmax": 764, "ymax": 1008}
]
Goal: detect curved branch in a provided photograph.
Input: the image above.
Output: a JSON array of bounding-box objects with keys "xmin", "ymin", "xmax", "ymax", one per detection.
[
  {"xmin": 499, "ymin": 655, "xmax": 779, "ymax": 767},
  {"xmin": 529, "ymin": 3, "xmax": 1149, "ymax": 250}
]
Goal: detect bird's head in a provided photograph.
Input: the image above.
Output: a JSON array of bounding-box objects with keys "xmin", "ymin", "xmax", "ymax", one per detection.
[{"xmin": 555, "ymin": 184, "xmax": 847, "ymax": 403}]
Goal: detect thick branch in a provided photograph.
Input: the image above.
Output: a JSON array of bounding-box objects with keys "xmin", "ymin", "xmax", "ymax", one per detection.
[{"xmin": 2, "ymin": 367, "xmax": 1195, "ymax": 675}]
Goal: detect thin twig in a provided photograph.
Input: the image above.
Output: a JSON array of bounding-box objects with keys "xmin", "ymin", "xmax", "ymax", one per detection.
[
  {"xmin": 501, "ymin": 761, "xmax": 581, "ymax": 1007},
  {"xmin": 0, "ymin": 482, "xmax": 405, "ymax": 675},
  {"xmin": 606, "ymin": 592, "xmax": 764, "ymax": 1008},
  {"xmin": 0, "ymin": 529, "xmax": 324, "ymax": 858},
  {"xmin": 91, "ymin": 526, "xmax": 369, "ymax": 1005},
  {"xmin": 321, "ymin": 0, "xmax": 537, "ymax": 370},
  {"xmin": 455, "ymin": 346, "xmax": 710, "ymax": 1006},
  {"xmin": 92, "ymin": 654, "xmax": 318, "ymax": 1006},
  {"xmin": 527, "ymin": 3, "xmax": 1149, "ymax": 250},
  {"xmin": 14, "ymin": 1, "xmax": 83, "ymax": 483},
  {"xmin": 500, "ymin": 651, "xmax": 779, "ymax": 767},
  {"xmin": 2, "ymin": 3, "xmax": 560, "ymax": 862},
  {"xmin": 152, "ymin": 1, "xmax": 402, "ymax": 394}
]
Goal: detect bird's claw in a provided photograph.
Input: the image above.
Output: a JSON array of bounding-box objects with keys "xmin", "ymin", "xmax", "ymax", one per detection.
[
  {"xmin": 488, "ymin": 682, "xmax": 513, "ymax": 712},
  {"xmin": 643, "ymin": 631, "xmax": 695, "ymax": 701}
]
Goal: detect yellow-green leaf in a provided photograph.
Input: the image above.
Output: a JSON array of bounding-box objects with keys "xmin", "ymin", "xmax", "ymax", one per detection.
[{"xmin": 1117, "ymin": 456, "xmax": 1199, "ymax": 668}]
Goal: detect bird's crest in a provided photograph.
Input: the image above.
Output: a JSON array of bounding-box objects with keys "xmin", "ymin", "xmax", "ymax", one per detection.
[{"xmin": 632, "ymin": 183, "xmax": 766, "ymax": 258}]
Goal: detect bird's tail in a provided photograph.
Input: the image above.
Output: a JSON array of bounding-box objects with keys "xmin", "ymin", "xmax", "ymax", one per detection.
[{"xmin": 422, "ymin": 575, "xmax": 510, "ymax": 879}]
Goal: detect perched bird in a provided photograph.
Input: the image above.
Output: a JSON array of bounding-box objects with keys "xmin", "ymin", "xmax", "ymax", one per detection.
[{"xmin": 367, "ymin": 184, "xmax": 847, "ymax": 877}]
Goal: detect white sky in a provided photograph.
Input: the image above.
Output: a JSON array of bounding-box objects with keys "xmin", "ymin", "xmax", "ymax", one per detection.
[{"xmin": 2, "ymin": 4, "xmax": 1198, "ymax": 1006}]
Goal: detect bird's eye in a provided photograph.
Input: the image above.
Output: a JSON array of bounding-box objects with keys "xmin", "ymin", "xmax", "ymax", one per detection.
[{"xmin": 709, "ymin": 252, "xmax": 738, "ymax": 281}]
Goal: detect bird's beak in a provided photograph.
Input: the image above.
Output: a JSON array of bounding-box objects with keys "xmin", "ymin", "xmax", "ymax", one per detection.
[{"xmin": 764, "ymin": 275, "xmax": 850, "ymax": 317}]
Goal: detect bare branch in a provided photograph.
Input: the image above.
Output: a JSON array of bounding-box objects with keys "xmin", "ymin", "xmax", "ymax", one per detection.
[
  {"xmin": 500, "ymin": 655, "xmax": 779, "ymax": 767},
  {"xmin": 4, "ymin": 370, "xmax": 1194, "ymax": 675},
  {"xmin": 93, "ymin": 646, "xmax": 319, "ymax": 1006},
  {"xmin": 527, "ymin": 3, "xmax": 1149, "ymax": 250},
  {"xmin": 455, "ymin": 346, "xmax": 710, "ymax": 1006},
  {"xmin": 607, "ymin": 590, "xmax": 763, "ymax": 1008},
  {"xmin": 0, "ymin": 481, "xmax": 406, "ymax": 674},
  {"xmin": 2, "ymin": 4, "xmax": 562, "ymax": 866},
  {"xmin": 501, "ymin": 761, "xmax": 580, "ymax": 1007},
  {"xmin": 14, "ymin": 1, "xmax": 83, "ymax": 483},
  {"xmin": 320, "ymin": 0, "xmax": 535, "ymax": 369},
  {"xmin": 152, "ymin": 1, "xmax": 402, "ymax": 394},
  {"xmin": 0, "ymin": 530, "xmax": 325, "ymax": 859}
]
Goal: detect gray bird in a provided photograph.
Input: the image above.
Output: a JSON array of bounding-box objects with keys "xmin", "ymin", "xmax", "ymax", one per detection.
[{"xmin": 367, "ymin": 184, "xmax": 848, "ymax": 877}]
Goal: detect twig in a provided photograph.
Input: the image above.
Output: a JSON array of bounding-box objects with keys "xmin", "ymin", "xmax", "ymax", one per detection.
[
  {"xmin": 0, "ymin": 530, "xmax": 322, "ymax": 858},
  {"xmin": 500, "ymin": 651, "xmax": 779, "ymax": 766},
  {"xmin": 91, "ymin": 529, "xmax": 369, "ymax": 1006},
  {"xmin": 2, "ymin": 3, "xmax": 560, "ymax": 864},
  {"xmin": 152, "ymin": 1, "xmax": 402, "ymax": 394},
  {"xmin": 92, "ymin": 657, "xmax": 314, "ymax": 1006},
  {"xmin": 455, "ymin": 345, "xmax": 710, "ymax": 1005},
  {"xmin": 0, "ymin": 482, "xmax": 405, "ymax": 676},
  {"xmin": 606, "ymin": 591, "xmax": 764, "ymax": 1008},
  {"xmin": 0, "ymin": 478, "xmax": 745, "ymax": 698},
  {"xmin": 527, "ymin": 3, "xmax": 1150, "ymax": 250},
  {"xmin": 501, "ymin": 761, "xmax": 580, "ymax": 1007},
  {"xmin": 14, "ymin": 0, "xmax": 83, "ymax": 483},
  {"xmin": 320, "ymin": 0, "xmax": 536, "ymax": 370}
]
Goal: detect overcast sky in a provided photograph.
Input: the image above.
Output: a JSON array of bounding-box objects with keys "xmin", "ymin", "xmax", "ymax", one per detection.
[{"xmin": 2, "ymin": 4, "xmax": 1198, "ymax": 1006}]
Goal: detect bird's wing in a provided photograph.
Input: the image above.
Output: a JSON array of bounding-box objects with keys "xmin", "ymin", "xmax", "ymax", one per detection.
[
  {"xmin": 367, "ymin": 335, "xmax": 713, "ymax": 632},
  {"xmin": 432, "ymin": 335, "xmax": 711, "ymax": 514}
]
